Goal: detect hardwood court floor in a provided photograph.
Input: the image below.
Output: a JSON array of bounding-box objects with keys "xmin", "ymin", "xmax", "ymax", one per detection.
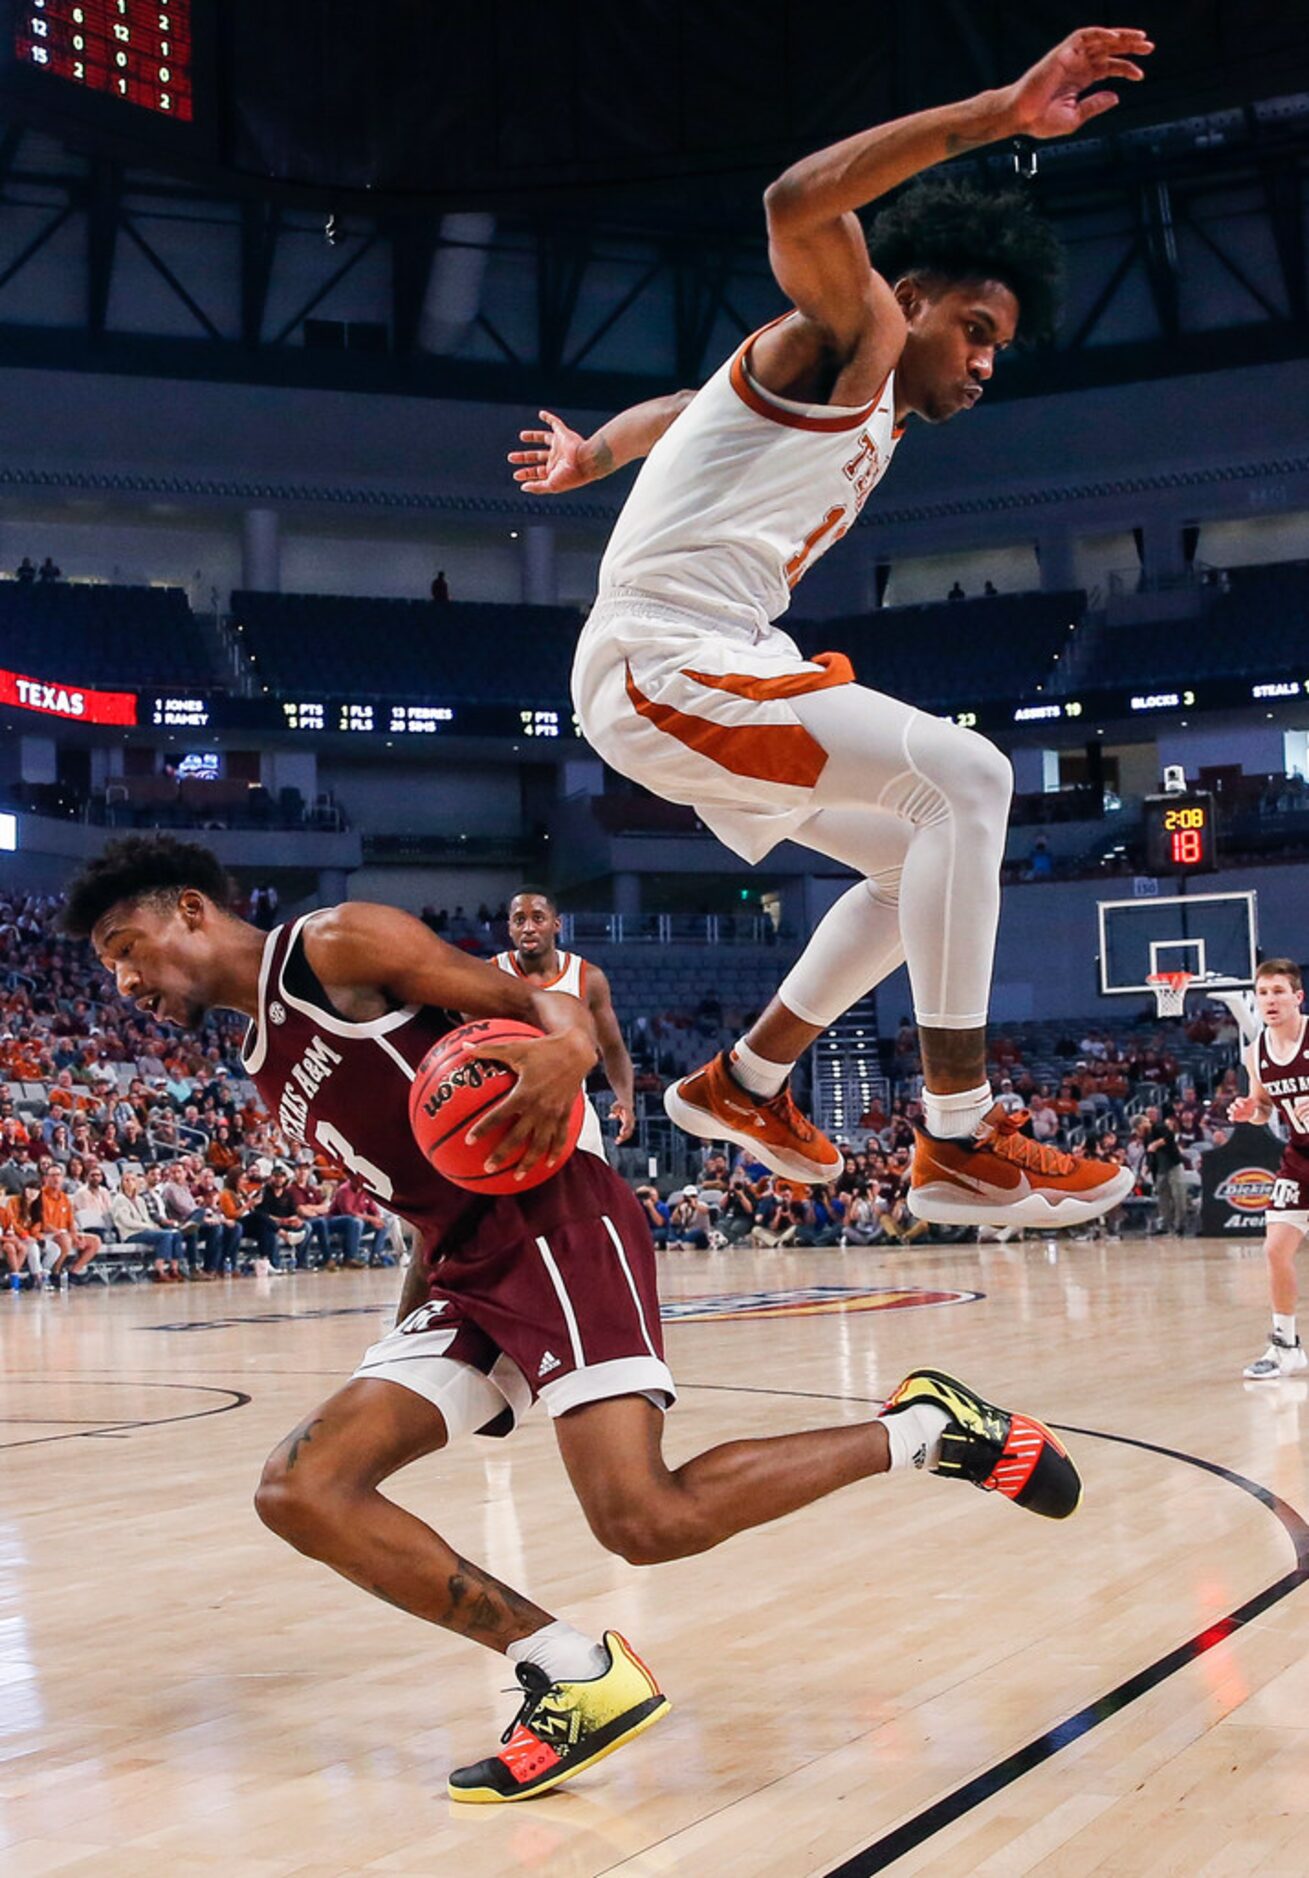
[{"xmin": 1, "ymin": 1236, "xmax": 1307, "ymax": 1877}]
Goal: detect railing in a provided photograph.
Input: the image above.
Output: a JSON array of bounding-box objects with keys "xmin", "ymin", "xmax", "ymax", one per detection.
[{"xmin": 561, "ymin": 912, "xmax": 785, "ymax": 947}]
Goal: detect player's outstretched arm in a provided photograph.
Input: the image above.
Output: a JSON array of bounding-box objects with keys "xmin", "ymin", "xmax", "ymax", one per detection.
[
  {"xmin": 764, "ymin": 27, "xmax": 1151, "ymax": 349},
  {"xmin": 303, "ymin": 903, "xmax": 597, "ymax": 1171},
  {"xmin": 586, "ymin": 964, "xmax": 637, "ymax": 1144},
  {"xmin": 508, "ymin": 390, "xmax": 696, "ymax": 494}
]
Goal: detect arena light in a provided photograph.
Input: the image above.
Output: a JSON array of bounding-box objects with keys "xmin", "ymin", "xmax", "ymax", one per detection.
[{"xmin": 0, "ymin": 812, "xmax": 15, "ymax": 852}]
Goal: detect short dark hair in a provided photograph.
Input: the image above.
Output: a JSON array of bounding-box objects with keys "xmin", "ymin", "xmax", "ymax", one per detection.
[
  {"xmin": 61, "ymin": 835, "xmax": 234, "ymax": 939},
  {"xmin": 1257, "ymin": 957, "xmax": 1303, "ymax": 991},
  {"xmin": 509, "ymin": 884, "xmax": 556, "ymax": 911},
  {"xmin": 866, "ymin": 176, "xmax": 1064, "ymax": 346}
]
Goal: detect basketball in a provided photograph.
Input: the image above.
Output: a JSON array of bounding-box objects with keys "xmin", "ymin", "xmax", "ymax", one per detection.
[{"xmin": 409, "ymin": 1018, "xmax": 585, "ymax": 1194}]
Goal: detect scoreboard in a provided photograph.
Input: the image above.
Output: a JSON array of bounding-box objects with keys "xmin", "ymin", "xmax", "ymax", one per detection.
[{"xmin": 14, "ymin": 0, "xmax": 191, "ymax": 119}]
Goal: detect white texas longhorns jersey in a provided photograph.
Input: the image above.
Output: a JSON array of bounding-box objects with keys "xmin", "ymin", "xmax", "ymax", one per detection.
[
  {"xmin": 597, "ymin": 312, "xmax": 903, "ymax": 629},
  {"xmin": 493, "ymin": 948, "xmax": 605, "ymax": 1160}
]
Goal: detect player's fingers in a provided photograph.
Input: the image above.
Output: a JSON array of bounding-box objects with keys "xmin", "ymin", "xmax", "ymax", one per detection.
[
  {"xmin": 1076, "ymin": 91, "xmax": 1120, "ymax": 123},
  {"xmin": 1100, "ymin": 57, "xmax": 1144, "ymax": 78},
  {"xmin": 539, "ymin": 409, "xmax": 564, "ymax": 430},
  {"xmin": 517, "ymin": 430, "xmax": 549, "ymax": 444}
]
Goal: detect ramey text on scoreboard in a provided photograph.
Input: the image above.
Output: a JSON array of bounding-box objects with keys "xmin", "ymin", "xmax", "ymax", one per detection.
[{"xmin": 15, "ymin": 0, "xmax": 191, "ymax": 119}]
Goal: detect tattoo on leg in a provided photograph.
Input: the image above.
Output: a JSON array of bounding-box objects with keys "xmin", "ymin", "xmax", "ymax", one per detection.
[
  {"xmin": 446, "ymin": 1553, "xmax": 549, "ymax": 1645},
  {"xmin": 283, "ymin": 1416, "xmax": 324, "ymax": 1472}
]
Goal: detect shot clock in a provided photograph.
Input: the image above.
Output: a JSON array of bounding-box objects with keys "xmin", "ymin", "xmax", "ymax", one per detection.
[{"xmin": 1144, "ymin": 790, "xmax": 1218, "ymax": 876}]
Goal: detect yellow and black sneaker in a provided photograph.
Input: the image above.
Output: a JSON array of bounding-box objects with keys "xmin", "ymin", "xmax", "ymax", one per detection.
[
  {"xmin": 447, "ymin": 1630, "xmax": 669, "ymax": 1803},
  {"xmin": 882, "ymin": 1368, "xmax": 1082, "ymax": 1520}
]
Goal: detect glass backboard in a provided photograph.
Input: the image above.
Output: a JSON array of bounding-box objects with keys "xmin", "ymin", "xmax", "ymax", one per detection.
[{"xmin": 1097, "ymin": 890, "xmax": 1257, "ymax": 996}]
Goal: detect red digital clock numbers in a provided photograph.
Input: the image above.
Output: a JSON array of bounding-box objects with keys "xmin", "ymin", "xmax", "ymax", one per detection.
[
  {"xmin": 16, "ymin": 0, "xmax": 192, "ymax": 120},
  {"xmin": 1146, "ymin": 791, "xmax": 1217, "ymax": 875}
]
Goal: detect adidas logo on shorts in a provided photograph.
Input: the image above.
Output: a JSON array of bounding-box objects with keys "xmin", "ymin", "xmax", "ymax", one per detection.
[{"xmin": 537, "ymin": 1350, "xmax": 561, "ymax": 1378}]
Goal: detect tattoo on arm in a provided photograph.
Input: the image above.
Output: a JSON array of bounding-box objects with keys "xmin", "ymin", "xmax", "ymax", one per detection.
[
  {"xmin": 590, "ymin": 433, "xmax": 615, "ymax": 478},
  {"xmin": 944, "ymin": 130, "xmax": 989, "ymax": 156}
]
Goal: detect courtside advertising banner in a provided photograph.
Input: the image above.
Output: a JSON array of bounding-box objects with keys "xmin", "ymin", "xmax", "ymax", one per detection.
[{"xmin": 1200, "ymin": 1123, "xmax": 1284, "ymax": 1237}]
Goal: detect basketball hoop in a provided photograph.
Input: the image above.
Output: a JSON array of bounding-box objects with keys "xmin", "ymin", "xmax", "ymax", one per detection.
[{"xmin": 1146, "ymin": 970, "xmax": 1193, "ymax": 1019}]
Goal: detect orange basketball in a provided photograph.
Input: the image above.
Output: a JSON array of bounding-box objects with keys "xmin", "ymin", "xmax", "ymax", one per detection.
[{"xmin": 409, "ymin": 1018, "xmax": 585, "ymax": 1194}]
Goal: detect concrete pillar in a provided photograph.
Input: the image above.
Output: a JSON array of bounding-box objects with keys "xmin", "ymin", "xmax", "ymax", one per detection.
[
  {"xmin": 419, "ymin": 213, "xmax": 496, "ymax": 354},
  {"xmin": 613, "ymin": 871, "xmax": 641, "ymax": 918},
  {"xmin": 19, "ymin": 736, "xmax": 56, "ymax": 785},
  {"xmin": 242, "ymin": 508, "xmax": 281, "ymax": 593},
  {"xmin": 1036, "ymin": 529, "xmax": 1076, "ymax": 593},
  {"xmin": 1009, "ymin": 746, "xmax": 1049, "ymax": 795},
  {"xmin": 1137, "ymin": 518, "xmax": 1186, "ymax": 588},
  {"xmin": 521, "ymin": 524, "xmax": 558, "ymax": 606}
]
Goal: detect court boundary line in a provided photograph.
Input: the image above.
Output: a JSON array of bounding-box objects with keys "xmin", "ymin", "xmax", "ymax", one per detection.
[
  {"xmin": 678, "ymin": 1389, "xmax": 1309, "ymax": 1878},
  {"xmin": 0, "ymin": 1379, "xmax": 251, "ymax": 1448}
]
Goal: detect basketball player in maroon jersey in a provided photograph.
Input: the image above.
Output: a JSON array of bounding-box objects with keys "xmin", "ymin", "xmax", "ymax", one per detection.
[
  {"xmin": 1232, "ymin": 959, "xmax": 1309, "ymax": 1380},
  {"xmin": 67, "ymin": 835, "xmax": 1083, "ymax": 1802},
  {"xmin": 496, "ymin": 886, "xmax": 636, "ymax": 1149}
]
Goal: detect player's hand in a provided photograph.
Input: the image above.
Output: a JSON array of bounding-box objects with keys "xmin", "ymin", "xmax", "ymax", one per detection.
[
  {"xmin": 1003, "ymin": 27, "xmax": 1152, "ymax": 140},
  {"xmin": 507, "ymin": 410, "xmax": 590, "ymax": 494},
  {"xmin": 611, "ymin": 1101, "xmax": 636, "ymax": 1145},
  {"xmin": 1229, "ymin": 1095, "xmax": 1262, "ymax": 1124},
  {"xmin": 468, "ymin": 1034, "xmax": 592, "ymax": 1174}
]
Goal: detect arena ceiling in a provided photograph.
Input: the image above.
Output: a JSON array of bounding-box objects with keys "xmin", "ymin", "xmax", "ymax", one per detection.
[{"xmin": 0, "ymin": 0, "xmax": 1304, "ymax": 410}]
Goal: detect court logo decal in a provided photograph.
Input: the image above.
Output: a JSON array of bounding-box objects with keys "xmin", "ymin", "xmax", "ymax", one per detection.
[
  {"xmin": 143, "ymin": 1287, "xmax": 984, "ymax": 1334},
  {"xmin": 661, "ymin": 1285, "xmax": 983, "ymax": 1323},
  {"xmin": 1215, "ymin": 1167, "xmax": 1276, "ymax": 1214}
]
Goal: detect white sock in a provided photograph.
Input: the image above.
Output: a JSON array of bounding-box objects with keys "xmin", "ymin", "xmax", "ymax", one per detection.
[
  {"xmin": 879, "ymin": 1401, "xmax": 950, "ymax": 1473},
  {"xmin": 1273, "ymin": 1313, "xmax": 1297, "ymax": 1345},
  {"xmin": 507, "ymin": 1620, "xmax": 608, "ymax": 1684},
  {"xmin": 729, "ymin": 1037, "xmax": 791, "ymax": 1100},
  {"xmin": 923, "ymin": 1082, "xmax": 993, "ymax": 1140}
]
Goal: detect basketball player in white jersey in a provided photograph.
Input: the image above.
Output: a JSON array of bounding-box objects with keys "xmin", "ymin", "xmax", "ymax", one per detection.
[
  {"xmin": 1232, "ymin": 959, "xmax": 1309, "ymax": 1380},
  {"xmin": 509, "ymin": 26, "xmax": 1150, "ymax": 1230},
  {"xmin": 493, "ymin": 886, "xmax": 636, "ymax": 1156}
]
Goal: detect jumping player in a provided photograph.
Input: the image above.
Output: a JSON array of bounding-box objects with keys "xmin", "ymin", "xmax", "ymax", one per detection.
[
  {"xmin": 66, "ymin": 835, "xmax": 1083, "ymax": 1802},
  {"xmin": 509, "ymin": 26, "xmax": 1150, "ymax": 1230},
  {"xmin": 493, "ymin": 885, "xmax": 636, "ymax": 1156},
  {"xmin": 1234, "ymin": 959, "xmax": 1309, "ymax": 1380}
]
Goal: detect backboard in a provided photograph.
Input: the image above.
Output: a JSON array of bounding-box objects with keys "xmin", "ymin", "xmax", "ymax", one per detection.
[{"xmin": 1097, "ymin": 890, "xmax": 1257, "ymax": 997}]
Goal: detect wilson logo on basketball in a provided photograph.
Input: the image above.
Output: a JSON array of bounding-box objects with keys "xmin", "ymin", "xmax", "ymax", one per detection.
[
  {"xmin": 1214, "ymin": 1167, "xmax": 1276, "ymax": 1212},
  {"xmin": 418, "ymin": 1059, "xmax": 506, "ymax": 1119}
]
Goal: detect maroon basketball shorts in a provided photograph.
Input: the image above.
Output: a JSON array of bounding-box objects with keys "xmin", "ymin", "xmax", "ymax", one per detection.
[
  {"xmin": 1268, "ymin": 1159, "xmax": 1309, "ymax": 1232},
  {"xmin": 351, "ymin": 1198, "xmax": 674, "ymax": 1442}
]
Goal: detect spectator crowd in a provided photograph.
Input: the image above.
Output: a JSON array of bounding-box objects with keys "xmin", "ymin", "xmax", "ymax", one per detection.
[{"xmin": 0, "ymin": 885, "xmax": 1258, "ymax": 1291}]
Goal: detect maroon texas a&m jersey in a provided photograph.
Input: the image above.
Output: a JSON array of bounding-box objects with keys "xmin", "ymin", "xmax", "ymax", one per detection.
[
  {"xmin": 1255, "ymin": 1017, "xmax": 1309, "ymax": 1198},
  {"xmin": 240, "ymin": 915, "xmax": 625, "ymax": 1265}
]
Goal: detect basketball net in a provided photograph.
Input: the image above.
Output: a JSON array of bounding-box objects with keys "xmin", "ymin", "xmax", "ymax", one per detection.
[{"xmin": 1146, "ymin": 970, "xmax": 1193, "ymax": 1019}]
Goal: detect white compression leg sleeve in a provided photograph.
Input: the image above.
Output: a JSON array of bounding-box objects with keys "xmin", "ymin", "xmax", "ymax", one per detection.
[
  {"xmin": 789, "ymin": 684, "xmax": 1013, "ymax": 1030},
  {"xmin": 775, "ymin": 807, "xmax": 909, "ymax": 1028}
]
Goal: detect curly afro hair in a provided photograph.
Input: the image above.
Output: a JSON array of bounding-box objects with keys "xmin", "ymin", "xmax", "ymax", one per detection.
[
  {"xmin": 866, "ymin": 176, "xmax": 1064, "ymax": 346},
  {"xmin": 61, "ymin": 834, "xmax": 235, "ymax": 939}
]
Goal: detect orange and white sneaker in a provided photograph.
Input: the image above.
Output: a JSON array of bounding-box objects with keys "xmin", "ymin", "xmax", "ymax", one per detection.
[
  {"xmin": 664, "ymin": 1052, "xmax": 842, "ymax": 1185},
  {"xmin": 910, "ymin": 1103, "xmax": 1134, "ymax": 1229}
]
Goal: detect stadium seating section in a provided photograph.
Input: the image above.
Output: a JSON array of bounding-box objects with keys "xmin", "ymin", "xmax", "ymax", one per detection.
[
  {"xmin": 0, "ymin": 582, "xmax": 214, "ymax": 688},
  {"xmin": 791, "ymin": 589, "xmax": 1083, "ymax": 706},
  {"xmin": 229, "ymin": 591, "xmax": 583, "ymax": 701}
]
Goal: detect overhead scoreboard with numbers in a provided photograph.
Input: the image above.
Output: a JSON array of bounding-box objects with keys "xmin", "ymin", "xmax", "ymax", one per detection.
[{"xmin": 14, "ymin": 0, "xmax": 191, "ymax": 119}]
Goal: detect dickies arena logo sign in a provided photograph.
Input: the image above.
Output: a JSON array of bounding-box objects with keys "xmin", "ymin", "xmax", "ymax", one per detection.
[
  {"xmin": 1214, "ymin": 1167, "xmax": 1276, "ymax": 1215},
  {"xmin": 661, "ymin": 1285, "xmax": 983, "ymax": 1323}
]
